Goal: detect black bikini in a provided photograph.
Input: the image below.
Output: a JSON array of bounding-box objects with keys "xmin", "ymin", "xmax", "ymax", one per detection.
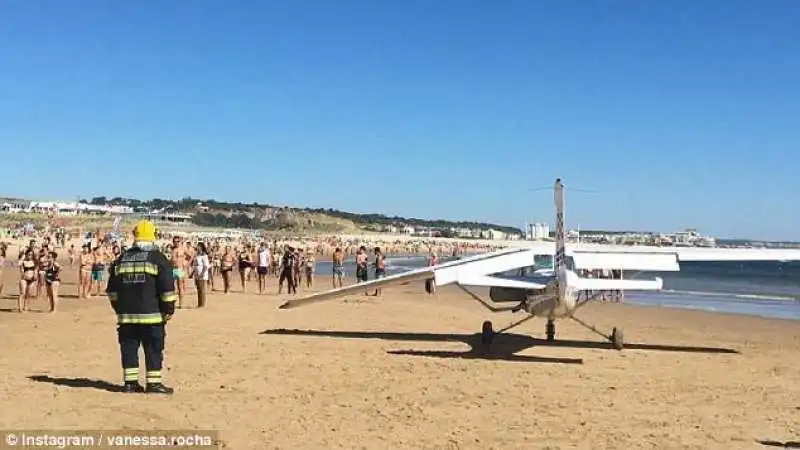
[{"xmin": 45, "ymin": 265, "xmax": 61, "ymax": 284}]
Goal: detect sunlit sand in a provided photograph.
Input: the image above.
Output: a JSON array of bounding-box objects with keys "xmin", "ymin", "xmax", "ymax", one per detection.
[{"xmin": 0, "ymin": 254, "xmax": 798, "ymax": 449}]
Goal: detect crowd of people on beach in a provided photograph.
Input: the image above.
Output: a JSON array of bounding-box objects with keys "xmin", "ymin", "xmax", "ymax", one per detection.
[
  {"xmin": 0, "ymin": 220, "xmax": 634, "ymax": 315},
  {"xmin": 0, "ymin": 224, "xmax": 486, "ymax": 313}
]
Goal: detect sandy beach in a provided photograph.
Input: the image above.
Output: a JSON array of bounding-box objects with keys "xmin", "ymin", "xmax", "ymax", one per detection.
[{"xmin": 0, "ymin": 259, "xmax": 798, "ymax": 449}]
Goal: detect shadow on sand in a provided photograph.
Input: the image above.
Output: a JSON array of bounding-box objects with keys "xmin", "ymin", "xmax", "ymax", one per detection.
[
  {"xmin": 262, "ymin": 328, "xmax": 583, "ymax": 364},
  {"xmin": 261, "ymin": 328, "xmax": 738, "ymax": 363},
  {"xmin": 757, "ymin": 440, "xmax": 800, "ymax": 448},
  {"xmin": 28, "ymin": 375, "xmax": 121, "ymax": 392}
]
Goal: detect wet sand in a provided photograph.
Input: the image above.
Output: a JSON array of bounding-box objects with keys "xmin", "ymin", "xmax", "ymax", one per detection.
[{"xmin": 0, "ymin": 264, "xmax": 798, "ymax": 449}]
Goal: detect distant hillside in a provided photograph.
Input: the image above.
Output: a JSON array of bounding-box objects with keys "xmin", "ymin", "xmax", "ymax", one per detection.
[{"xmin": 81, "ymin": 196, "xmax": 521, "ymax": 234}]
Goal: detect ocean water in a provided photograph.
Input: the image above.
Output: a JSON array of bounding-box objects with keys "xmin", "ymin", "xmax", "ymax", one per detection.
[{"xmin": 315, "ymin": 256, "xmax": 800, "ymax": 321}]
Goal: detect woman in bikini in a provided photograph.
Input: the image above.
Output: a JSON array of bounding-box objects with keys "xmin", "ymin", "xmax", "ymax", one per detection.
[
  {"xmin": 78, "ymin": 245, "xmax": 93, "ymax": 299},
  {"xmin": 42, "ymin": 251, "xmax": 61, "ymax": 312},
  {"xmin": 18, "ymin": 250, "xmax": 37, "ymax": 312},
  {"xmin": 220, "ymin": 246, "xmax": 236, "ymax": 294}
]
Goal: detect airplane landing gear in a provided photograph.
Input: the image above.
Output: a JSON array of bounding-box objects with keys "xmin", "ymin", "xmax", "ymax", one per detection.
[
  {"xmin": 610, "ymin": 327, "xmax": 624, "ymax": 350},
  {"xmin": 546, "ymin": 319, "xmax": 556, "ymax": 342},
  {"xmin": 481, "ymin": 320, "xmax": 494, "ymax": 345}
]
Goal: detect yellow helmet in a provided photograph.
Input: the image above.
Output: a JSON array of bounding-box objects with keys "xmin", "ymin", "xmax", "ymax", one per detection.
[{"xmin": 133, "ymin": 220, "xmax": 157, "ymax": 241}]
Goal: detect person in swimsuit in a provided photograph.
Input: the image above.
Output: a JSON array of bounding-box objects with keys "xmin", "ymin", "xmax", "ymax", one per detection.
[
  {"xmin": 67, "ymin": 244, "xmax": 75, "ymax": 267},
  {"xmin": 78, "ymin": 245, "xmax": 93, "ymax": 298},
  {"xmin": 332, "ymin": 247, "xmax": 345, "ymax": 289},
  {"xmin": 269, "ymin": 249, "xmax": 279, "ymax": 277},
  {"xmin": 36, "ymin": 248, "xmax": 49, "ymax": 300},
  {"xmin": 209, "ymin": 246, "xmax": 219, "ymax": 291},
  {"xmin": 426, "ymin": 251, "xmax": 438, "ymax": 295},
  {"xmin": 90, "ymin": 246, "xmax": 106, "ymax": 296},
  {"xmin": 192, "ymin": 242, "xmax": 211, "ymax": 308},
  {"xmin": 304, "ymin": 249, "xmax": 315, "ymax": 288},
  {"xmin": 331, "ymin": 247, "xmax": 345, "ymax": 288},
  {"xmin": 43, "ymin": 251, "xmax": 61, "ymax": 313},
  {"xmin": 293, "ymin": 249, "xmax": 303, "ymax": 289},
  {"xmin": 18, "ymin": 250, "xmax": 37, "ymax": 312},
  {"xmin": 256, "ymin": 243, "xmax": 270, "ymax": 294},
  {"xmin": 220, "ymin": 246, "xmax": 235, "ymax": 294},
  {"xmin": 170, "ymin": 236, "xmax": 187, "ymax": 308},
  {"xmin": 355, "ymin": 246, "xmax": 369, "ymax": 295},
  {"xmin": 238, "ymin": 247, "xmax": 253, "ymax": 293},
  {"xmin": 372, "ymin": 247, "xmax": 387, "ymax": 297}
]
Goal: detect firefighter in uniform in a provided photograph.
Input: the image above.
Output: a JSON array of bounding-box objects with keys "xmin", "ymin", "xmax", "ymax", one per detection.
[{"xmin": 106, "ymin": 220, "xmax": 176, "ymax": 394}]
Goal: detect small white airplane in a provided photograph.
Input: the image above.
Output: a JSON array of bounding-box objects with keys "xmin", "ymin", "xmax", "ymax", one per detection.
[{"xmin": 279, "ymin": 178, "xmax": 800, "ymax": 351}]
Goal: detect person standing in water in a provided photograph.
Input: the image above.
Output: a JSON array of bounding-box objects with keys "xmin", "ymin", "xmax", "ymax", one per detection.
[
  {"xmin": 425, "ymin": 250, "xmax": 438, "ymax": 295},
  {"xmin": 331, "ymin": 247, "xmax": 345, "ymax": 288},
  {"xmin": 372, "ymin": 247, "xmax": 387, "ymax": 297},
  {"xmin": 355, "ymin": 246, "xmax": 369, "ymax": 295},
  {"xmin": 304, "ymin": 249, "xmax": 315, "ymax": 288}
]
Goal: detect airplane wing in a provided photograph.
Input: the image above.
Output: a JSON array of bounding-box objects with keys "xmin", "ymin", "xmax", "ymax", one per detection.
[
  {"xmin": 454, "ymin": 274, "xmax": 547, "ymax": 290},
  {"xmin": 279, "ymin": 265, "xmax": 436, "ymax": 309},
  {"xmin": 673, "ymin": 247, "xmax": 800, "ymax": 262},
  {"xmin": 570, "ymin": 276, "xmax": 664, "ymax": 291},
  {"xmin": 569, "ymin": 244, "xmax": 800, "ymax": 262},
  {"xmin": 279, "ymin": 243, "xmax": 800, "ymax": 310},
  {"xmin": 279, "ymin": 247, "xmax": 537, "ymax": 309},
  {"xmin": 571, "ymin": 251, "xmax": 679, "ymax": 271}
]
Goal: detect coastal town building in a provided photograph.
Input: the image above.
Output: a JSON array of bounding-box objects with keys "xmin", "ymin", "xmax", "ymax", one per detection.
[
  {"xmin": 525, "ymin": 223, "xmax": 550, "ymax": 240},
  {"xmin": 1, "ymin": 199, "xmax": 134, "ymax": 216}
]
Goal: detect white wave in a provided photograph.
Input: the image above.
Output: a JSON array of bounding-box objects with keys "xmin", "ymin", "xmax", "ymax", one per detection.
[{"xmin": 660, "ymin": 289, "xmax": 797, "ymax": 302}]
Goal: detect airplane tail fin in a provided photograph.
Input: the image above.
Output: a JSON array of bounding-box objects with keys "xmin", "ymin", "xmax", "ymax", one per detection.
[{"xmin": 554, "ymin": 178, "xmax": 567, "ymax": 294}]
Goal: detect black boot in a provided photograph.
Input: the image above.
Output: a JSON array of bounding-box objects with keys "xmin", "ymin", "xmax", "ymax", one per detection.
[
  {"xmin": 145, "ymin": 383, "xmax": 174, "ymax": 395},
  {"xmin": 122, "ymin": 382, "xmax": 144, "ymax": 393}
]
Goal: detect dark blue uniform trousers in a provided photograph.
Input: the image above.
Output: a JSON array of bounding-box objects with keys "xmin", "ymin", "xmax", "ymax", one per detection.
[{"xmin": 118, "ymin": 324, "xmax": 166, "ymax": 385}]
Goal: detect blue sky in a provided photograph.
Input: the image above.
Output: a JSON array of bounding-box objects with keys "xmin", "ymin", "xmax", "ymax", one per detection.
[{"xmin": 1, "ymin": 1, "xmax": 798, "ymax": 240}]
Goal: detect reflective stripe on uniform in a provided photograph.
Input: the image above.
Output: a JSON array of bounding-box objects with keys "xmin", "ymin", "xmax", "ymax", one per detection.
[
  {"xmin": 160, "ymin": 292, "xmax": 177, "ymax": 303},
  {"xmin": 123, "ymin": 367, "xmax": 139, "ymax": 382},
  {"xmin": 114, "ymin": 262, "xmax": 159, "ymax": 276},
  {"xmin": 117, "ymin": 313, "xmax": 164, "ymax": 324},
  {"xmin": 107, "ymin": 292, "xmax": 118, "ymax": 301},
  {"xmin": 146, "ymin": 370, "xmax": 162, "ymax": 383}
]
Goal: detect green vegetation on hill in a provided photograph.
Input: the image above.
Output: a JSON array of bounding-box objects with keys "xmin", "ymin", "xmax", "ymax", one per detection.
[{"xmin": 82, "ymin": 196, "xmax": 520, "ymax": 234}]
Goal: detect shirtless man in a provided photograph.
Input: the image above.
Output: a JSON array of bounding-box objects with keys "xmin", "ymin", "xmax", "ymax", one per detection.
[
  {"xmin": 171, "ymin": 236, "xmax": 187, "ymax": 308},
  {"xmin": 332, "ymin": 247, "xmax": 345, "ymax": 288},
  {"xmin": 355, "ymin": 246, "xmax": 369, "ymax": 295}
]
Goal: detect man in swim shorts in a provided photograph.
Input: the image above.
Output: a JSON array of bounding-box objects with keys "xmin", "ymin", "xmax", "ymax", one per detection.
[
  {"xmin": 170, "ymin": 236, "xmax": 187, "ymax": 308},
  {"xmin": 332, "ymin": 247, "xmax": 345, "ymax": 288}
]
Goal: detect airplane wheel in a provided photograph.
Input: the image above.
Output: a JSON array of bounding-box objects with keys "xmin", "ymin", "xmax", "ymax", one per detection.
[
  {"xmin": 611, "ymin": 327, "xmax": 624, "ymax": 350},
  {"xmin": 481, "ymin": 320, "xmax": 494, "ymax": 345}
]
